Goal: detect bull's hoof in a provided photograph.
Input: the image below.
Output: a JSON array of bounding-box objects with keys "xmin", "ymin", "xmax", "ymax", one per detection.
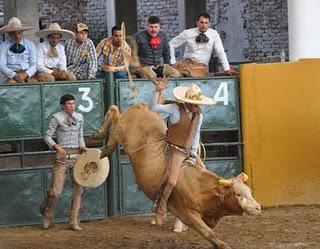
[
  {"xmin": 150, "ymin": 217, "xmax": 156, "ymax": 225},
  {"xmin": 213, "ymin": 240, "xmax": 231, "ymax": 249},
  {"xmin": 100, "ymin": 148, "xmax": 108, "ymax": 159},
  {"xmin": 154, "ymin": 212, "xmax": 166, "ymax": 226},
  {"xmin": 90, "ymin": 129, "xmax": 105, "ymax": 140}
]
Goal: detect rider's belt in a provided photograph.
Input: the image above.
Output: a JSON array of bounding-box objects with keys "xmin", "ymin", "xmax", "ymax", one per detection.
[{"xmin": 169, "ymin": 143, "xmax": 189, "ymax": 155}]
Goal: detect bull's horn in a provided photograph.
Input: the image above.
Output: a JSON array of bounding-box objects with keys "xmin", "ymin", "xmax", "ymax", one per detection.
[
  {"xmin": 218, "ymin": 179, "xmax": 232, "ymax": 186},
  {"xmin": 236, "ymin": 172, "xmax": 249, "ymax": 182}
]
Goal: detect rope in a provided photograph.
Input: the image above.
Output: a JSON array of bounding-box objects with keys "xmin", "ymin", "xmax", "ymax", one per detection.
[{"xmin": 197, "ymin": 141, "xmax": 207, "ymax": 161}]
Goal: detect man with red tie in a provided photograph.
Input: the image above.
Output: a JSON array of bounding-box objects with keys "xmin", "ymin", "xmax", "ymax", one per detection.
[{"xmin": 133, "ymin": 16, "xmax": 180, "ymax": 84}]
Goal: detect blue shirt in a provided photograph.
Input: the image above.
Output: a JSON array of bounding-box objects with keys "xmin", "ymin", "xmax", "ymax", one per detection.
[{"xmin": 0, "ymin": 38, "xmax": 37, "ymax": 79}]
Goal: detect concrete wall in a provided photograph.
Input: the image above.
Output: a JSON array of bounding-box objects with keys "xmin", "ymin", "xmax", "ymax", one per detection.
[
  {"xmin": 136, "ymin": 0, "xmax": 179, "ymax": 39},
  {"xmin": 38, "ymin": 0, "xmax": 108, "ymax": 44},
  {"xmin": 240, "ymin": 60, "xmax": 320, "ymax": 206}
]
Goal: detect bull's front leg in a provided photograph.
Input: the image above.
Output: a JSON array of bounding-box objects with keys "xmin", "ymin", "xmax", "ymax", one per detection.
[
  {"xmin": 182, "ymin": 212, "xmax": 230, "ymax": 249},
  {"xmin": 100, "ymin": 129, "xmax": 117, "ymax": 159},
  {"xmin": 91, "ymin": 128, "xmax": 106, "ymax": 140}
]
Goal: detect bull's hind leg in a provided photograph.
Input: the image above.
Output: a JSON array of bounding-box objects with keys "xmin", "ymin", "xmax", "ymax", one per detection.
[{"xmin": 183, "ymin": 212, "xmax": 230, "ymax": 249}]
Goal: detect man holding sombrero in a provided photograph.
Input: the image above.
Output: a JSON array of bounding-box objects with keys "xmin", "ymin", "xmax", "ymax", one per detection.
[
  {"xmin": 35, "ymin": 23, "xmax": 76, "ymax": 82},
  {"xmin": 0, "ymin": 17, "xmax": 38, "ymax": 83},
  {"xmin": 150, "ymin": 82, "xmax": 215, "ymax": 228},
  {"xmin": 40, "ymin": 94, "xmax": 86, "ymax": 231}
]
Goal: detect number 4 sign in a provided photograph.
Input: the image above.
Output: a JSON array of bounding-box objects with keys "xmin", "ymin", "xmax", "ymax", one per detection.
[{"xmin": 214, "ymin": 82, "xmax": 228, "ymax": 105}]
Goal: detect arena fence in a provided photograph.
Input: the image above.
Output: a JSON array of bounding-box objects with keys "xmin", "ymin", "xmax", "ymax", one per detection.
[{"xmin": 0, "ymin": 75, "xmax": 242, "ymax": 226}]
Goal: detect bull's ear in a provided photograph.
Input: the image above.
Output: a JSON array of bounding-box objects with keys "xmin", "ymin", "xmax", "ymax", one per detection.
[
  {"xmin": 236, "ymin": 172, "xmax": 249, "ymax": 182},
  {"xmin": 219, "ymin": 179, "xmax": 233, "ymax": 186}
]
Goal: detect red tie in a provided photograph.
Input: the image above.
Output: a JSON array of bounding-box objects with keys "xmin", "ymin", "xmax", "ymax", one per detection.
[{"xmin": 149, "ymin": 36, "xmax": 161, "ymax": 48}]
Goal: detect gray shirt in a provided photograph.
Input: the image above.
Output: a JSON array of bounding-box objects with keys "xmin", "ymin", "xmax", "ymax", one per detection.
[{"xmin": 44, "ymin": 111, "xmax": 86, "ymax": 149}]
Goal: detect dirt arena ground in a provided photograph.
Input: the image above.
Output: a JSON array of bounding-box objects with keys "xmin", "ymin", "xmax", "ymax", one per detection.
[{"xmin": 0, "ymin": 205, "xmax": 319, "ymax": 249}]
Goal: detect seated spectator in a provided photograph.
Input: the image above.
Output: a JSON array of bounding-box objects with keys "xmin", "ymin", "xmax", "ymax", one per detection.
[
  {"xmin": 169, "ymin": 12, "xmax": 237, "ymax": 77},
  {"xmin": 0, "ymin": 17, "xmax": 38, "ymax": 83},
  {"xmin": 96, "ymin": 26, "xmax": 131, "ymax": 79},
  {"xmin": 134, "ymin": 16, "xmax": 180, "ymax": 85},
  {"xmin": 65, "ymin": 23, "xmax": 97, "ymax": 80},
  {"xmin": 35, "ymin": 23, "xmax": 76, "ymax": 82}
]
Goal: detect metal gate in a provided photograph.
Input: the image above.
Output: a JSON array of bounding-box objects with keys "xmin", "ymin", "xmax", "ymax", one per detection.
[
  {"xmin": 112, "ymin": 77, "xmax": 242, "ymax": 215},
  {"xmin": 0, "ymin": 80, "xmax": 108, "ymax": 227},
  {"xmin": 0, "ymin": 76, "xmax": 242, "ymax": 226}
]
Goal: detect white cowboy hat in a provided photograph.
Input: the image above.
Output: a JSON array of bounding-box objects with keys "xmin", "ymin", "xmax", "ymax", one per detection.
[
  {"xmin": 0, "ymin": 17, "xmax": 35, "ymax": 32},
  {"xmin": 36, "ymin": 23, "xmax": 75, "ymax": 40},
  {"xmin": 173, "ymin": 84, "xmax": 216, "ymax": 105},
  {"xmin": 73, "ymin": 148, "xmax": 109, "ymax": 188}
]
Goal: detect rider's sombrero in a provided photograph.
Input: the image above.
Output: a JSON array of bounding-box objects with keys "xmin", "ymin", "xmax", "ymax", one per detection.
[
  {"xmin": 0, "ymin": 17, "xmax": 35, "ymax": 32},
  {"xmin": 73, "ymin": 148, "xmax": 109, "ymax": 188},
  {"xmin": 173, "ymin": 84, "xmax": 216, "ymax": 105},
  {"xmin": 36, "ymin": 23, "xmax": 75, "ymax": 40}
]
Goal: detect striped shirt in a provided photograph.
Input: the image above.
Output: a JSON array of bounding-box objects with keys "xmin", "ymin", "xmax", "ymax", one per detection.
[
  {"xmin": 96, "ymin": 37, "xmax": 131, "ymax": 71},
  {"xmin": 65, "ymin": 38, "xmax": 98, "ymax": 80}
]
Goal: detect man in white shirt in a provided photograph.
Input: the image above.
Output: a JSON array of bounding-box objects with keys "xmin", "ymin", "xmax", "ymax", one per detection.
[
  {"xmin": 35, "ymin": 23, "xmax": 77, "ymax": 82},
  {"xmin": 169, "ymin": 12, "xmax": 237, "ymax": 77}
]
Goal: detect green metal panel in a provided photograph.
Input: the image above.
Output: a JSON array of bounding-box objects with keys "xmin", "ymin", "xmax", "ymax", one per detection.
[
  {"xmin": 0, "ymin": 80, "xmax": 107, "ymax": 227},
  {"xmin": 42, "ymin": 81, "xmax": 104, "ymax": 135},
  {"xmin": 118, "ymin": 159, "xmax": 242, "ymax": 216},
  {"xmin": 0, "ymin": 168, "xmax": 108, "ymax": 227},
  {"xmin": 0, "ymin": 85, "xmax": 42, "ymax": 139},
  {"xmin": 115, "ymin": 77, "xmax": 242, "ymax": 215},
  {"xmin": 116, "ymin": 79, "xmax": 176, "ymax": 112},
  {"xmin": 177, "ymin": 77, "xmax": 239, "ymax": 129},
  {"xmin": 120, "ymin": 163, "xmax": 152, "ymax": 215},
  {"xmin": 0, "ymin": 169, "xmax": 44, "ymax": 226},
  {"xmin": 45, "ymin": 169, "xmax": 108, "ymax": 221},
  {"xmin": 0, "ymin": 81, "xmax": 104, "ymax": 140},
  {"xmin": 205, "ymin": 159, "xmax": 242, "ymax": 179}
]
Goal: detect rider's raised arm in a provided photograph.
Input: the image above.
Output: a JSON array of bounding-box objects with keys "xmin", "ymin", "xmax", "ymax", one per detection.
[{"xmin": 149, "ymin": 90, "xmax": 180, "ymax": 123}]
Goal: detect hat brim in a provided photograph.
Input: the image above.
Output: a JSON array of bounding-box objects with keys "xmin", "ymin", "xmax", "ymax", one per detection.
[
  {"xmin": 0, "ymin": 26, "xmax": 35, "ymax": 33},
  {"xmin": 73, "ymin": 148, "xmax": 110, "ymax": 188},
  {"xmin": 36, "ymin": 29, "xmax": 75, "ymax": 40},
  {"xmin": 173, "ymin": 86, "xmax": 216, "ymax": 105}
]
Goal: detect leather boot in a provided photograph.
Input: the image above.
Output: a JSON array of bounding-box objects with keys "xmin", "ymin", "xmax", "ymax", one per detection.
[
  {"xmin": 69, "ymin": 193, "xmax": 82, "ymax": 231},
  {"xmin": 39, "ymin": 193, "xmax": 56, "ymax": 229}
]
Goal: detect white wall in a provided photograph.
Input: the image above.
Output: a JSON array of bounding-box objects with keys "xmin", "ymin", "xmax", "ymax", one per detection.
[{"xmin": 288, "ymin": 0, "xmax": 320, "ymax": 61}]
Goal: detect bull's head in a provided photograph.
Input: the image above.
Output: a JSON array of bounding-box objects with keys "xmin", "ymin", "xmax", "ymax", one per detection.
[{"xmin": 219, "ymin": 173, "xmax": 261, "ymax": 216}]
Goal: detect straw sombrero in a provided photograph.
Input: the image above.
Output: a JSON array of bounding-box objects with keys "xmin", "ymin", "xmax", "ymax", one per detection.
[
  {"xmin": 173, "ymin": 84, "xmax": 216, "ymax": 105},
  {"xmin": 36, "ymin": 23, "xmax": 75, "ymax": 40},
  {"xmin": 73, "ymin": 148, "xmax": 109, "ymax": 188},
  {"xmin": 0, "ymin": 17, "xmax": 35, "ymax": 33}
]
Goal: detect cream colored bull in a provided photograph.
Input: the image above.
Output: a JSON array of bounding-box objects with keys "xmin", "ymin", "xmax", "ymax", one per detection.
[{"xmin": 91, "ymin": 104, "xmax": 261, "ymax": 249}]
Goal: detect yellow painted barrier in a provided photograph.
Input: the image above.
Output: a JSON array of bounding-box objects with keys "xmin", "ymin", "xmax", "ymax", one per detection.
[{"xmin": 240, "ymin": 59, "xmax": 320, "ymax": 206}]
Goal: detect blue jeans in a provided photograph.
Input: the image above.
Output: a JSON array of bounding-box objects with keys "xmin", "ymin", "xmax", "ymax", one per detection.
[{"xmin": 96, "ymin": 70, "xmax": 128, "ymax": 79}]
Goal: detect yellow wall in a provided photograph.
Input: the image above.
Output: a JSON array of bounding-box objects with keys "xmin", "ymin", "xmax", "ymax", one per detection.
[{"xmin": 240, "ymin": 60, "xmax": 320, "ymax": 206}]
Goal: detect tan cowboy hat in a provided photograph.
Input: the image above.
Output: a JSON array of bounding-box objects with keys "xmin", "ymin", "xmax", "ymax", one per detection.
[
  {"xmin": 173, "ymin": 84, "xmax": 216, "ymax": 105},
  {"xmin": 0, "ymin": 17, "xmax": 35, "ymax": 32},
  {"xmin": 73, "ymin": 148, "xmax": 109, "ymax": 188},
  {"xmin": 36, "ymin": 23, "xmax": 75, "ymax": 40}
]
